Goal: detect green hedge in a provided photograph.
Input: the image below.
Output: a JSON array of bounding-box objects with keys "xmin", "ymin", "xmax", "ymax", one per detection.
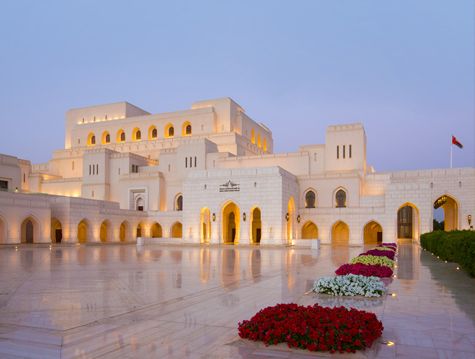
[{"xmin": 420, "ymin": 230, "xmax": 475, "ymax": 277}]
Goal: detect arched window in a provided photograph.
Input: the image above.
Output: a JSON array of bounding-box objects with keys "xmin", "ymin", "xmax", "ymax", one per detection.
[
  {"xmin": 305, "ymin": 190, "xmax": 316, "ymax": 208},
  {"xmin": 165, "ymin": 123, "xmax": 174, "ymax": 138},
  {"xmin": 136, "ymin": 197, "xmax": 144, "ymax": 211},
  {"xmin": 102, "ymin": 131, "xmax": 110, "ymax": 144},
  {"xmin": 133, "ymin": 128, "xmax": 141, "ymax": 141},
  {"xmin": 148, "ymin": 126, "xmax": 158, "ymax": 139},
  {"xmin": 335, "ymin": 189, "xmax": 347, "ymax": 208},
  {"xmin": 117, "ymin": 129, "xmax": 126, "ymax": 143},
  {"xmin": 175, "ymin": 194, "xmax": 183, "ymax": 211},
  {"xmin": 182, "ymin": 122, "xmax": 192, "ymax": 136},
  {"xmin": 87, "ymin": 133, "xmax": 96, "ymax": 146}
]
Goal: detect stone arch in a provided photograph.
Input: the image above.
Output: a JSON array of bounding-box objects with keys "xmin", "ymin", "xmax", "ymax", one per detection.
[
  {"xmin": 334, "ymin": 187, "xmax": 347, "ymax": 208},
  {"xmin": 304, "ymin": 188, "xmax": 317, "ymax": 208},
  {"xmin": 182, "ymin": 121, "xmax": 192, "ymax": 136},
  {"xmin": 301, "ymin": 221, "xmax": 318, "ymax": 239},
  {"xmin": 116, "ymin": 129, "xmax": 126, "ymax": 143},
  {"xmin": 101, "ymin": 131, "xmax": 110, "ymax": 144},
  {"xmin": 21, "ymin": 216, "xmax": 40, "ymax": 244},
  {"xmin": 221, "ymin": 201, "xmax": 240, "ymax": 244},
  {"xmin": 363, "ymin": 220, "xmax": 383, "ymax": 244},
  {"xmin": 148, "ymin": 125, "xmax": 158, "ymax": 140},
  {"xmin": 77, "ymin": 219, "xmax": 91, "ymax": 243},
  {"xmin": 332, "ymin": 220, "xmax": 349, "ymax": 245},
  {"xmin": 119, "ymin": 221, "xmax": 128, "ymax": 242},
  {"xmin": 171, "ymin": 222, "xmax": 182, "ymax": 238},
  {"xmin": 150, "ymin": 222, "xmax": 163, "ymax": 238},
  {"xmin": 286, "ymin": 197, "xmax": 295, "ymax": 242},
  {"xmin": 132, "ymin": 127, "xmax": 142, "ymax": 141},
  {"xmin": 433, "ymin": 194, "xmax": 459, "ymax": 231},
  {"xmin": 165, "ymin": 123, "xmax": 175, "ymax": 138},
  {"xmin": 174, "ymin": 193, "xmax": 183, "ymax": 211},
  {"xmin": 87, "ymin": 132, "xmax": 96, "ymax": 146},
  {"xmin": 200, "ymin": 207, "xmax": 211, "ymax": 244},
  {"xmin": 250, "ymin": 207, "xmax": 262, "ymax": 244},
  {"xmin": 100, "ymin": 219, "xmax": 112, "ymax": 242},
  {"xmin": 397, "ymin": 203, "xmax": 420, "ymax": 239},
  {"xmin": 50, "ymin": 217, "xmax": 63, "ymax": 243}
]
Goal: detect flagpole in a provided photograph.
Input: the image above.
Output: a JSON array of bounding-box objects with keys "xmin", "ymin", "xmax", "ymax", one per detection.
[{"xmin": 450, "ymin": 136, "xmax": 453, "ymax": 169}]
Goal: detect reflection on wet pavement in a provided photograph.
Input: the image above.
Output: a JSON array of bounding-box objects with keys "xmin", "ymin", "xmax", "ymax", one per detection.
[{"xmin": 0, "ymin": 242, "xmax": 474, "ymax": 358}]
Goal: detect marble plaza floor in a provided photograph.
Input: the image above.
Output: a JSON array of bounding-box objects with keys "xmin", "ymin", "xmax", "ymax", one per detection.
[{"xmin": 0, "ymin": 242, "xmax": 474, "ymax": 359}]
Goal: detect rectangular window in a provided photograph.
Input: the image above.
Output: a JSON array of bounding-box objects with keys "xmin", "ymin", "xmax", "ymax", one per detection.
[
  {"xmin": 89, "ymin": 165, "xmax": 91, "ymax": 175},
  {"xmin": 0, "ymin": 180, "xmax": 8, "ymax": 191},
  {"xmin": 337, "ymin": 145, "xmax": 339, "ymax": 159},
  {"xmin": 349, "ymin": 145, "xmax": 352, "ymax": 158},
  {"xmin": 194, "ymin": 156, "xmax": 197, "ymax": 167},
  {"xmin": 23, "ymin": 173, "xmax": 26, "ymax": 183},
  {"xmin": 185, "ymin": 157, "xmax": 188, "ymax": 168},
  {"xmin": 343, "ymin": 145, "xmax": 346, "ymax": 159},
  {"xmin": 96, "ymin": 164, "xmax": 99, "ymax": 175}
]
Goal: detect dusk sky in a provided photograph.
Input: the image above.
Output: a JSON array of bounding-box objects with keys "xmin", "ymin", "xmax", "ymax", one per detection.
[{"xmin": 0, "ymin": 0, "xmax": 473, "ymax": 171}]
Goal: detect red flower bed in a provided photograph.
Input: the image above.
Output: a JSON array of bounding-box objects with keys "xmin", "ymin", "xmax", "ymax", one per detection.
[
  {"xmin": 335, "ymin": 263, "xmax": 393, "ymax": 277},
  {"xmin": 363, "ymin": 249, "xmax": 395, "ymax": 260},
  {"xmin": 238, "ymin": 303, "xmax": 383, "ymax": 353}
]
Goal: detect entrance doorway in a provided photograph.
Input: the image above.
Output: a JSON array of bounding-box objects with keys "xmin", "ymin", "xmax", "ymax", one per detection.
[
  {"xmin": 251, "ymin": 207, "xmax": 262, "ymax": 244},
  {"xmin": 222, "ymin": 202, "xmax": 240, "ymax": 244}
]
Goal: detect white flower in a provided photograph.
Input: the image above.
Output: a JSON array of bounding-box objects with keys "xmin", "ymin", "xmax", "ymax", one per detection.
[{"xmin": 312, "ymin": 274, "xmax": 386, "ymax": 297}]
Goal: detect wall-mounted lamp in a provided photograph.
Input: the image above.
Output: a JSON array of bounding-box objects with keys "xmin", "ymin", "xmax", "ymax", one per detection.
[
  {"xmin": 468, "ymin": 214, "xmax": 472, "ymax": 227},
  {"xmin": 285, "ymin": 212, "xmax": 289, "ymax": 222},
  {"xmin": 14, "ymin": 187, "xmax": 19, "ymax": 193},
  {"xmin": 212, "ymin": 213, "xmax": 216, "ymax": 222},
  {"xmin": 243, "ymin": 212, "xmax": 246, "ymax": 221},
  {"xmin": 297, "ymin": 214, "xmax": 301, "ymax": 223}
]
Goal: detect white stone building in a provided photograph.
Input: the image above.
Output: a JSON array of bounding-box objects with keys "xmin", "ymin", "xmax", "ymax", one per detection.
[{"xmin": 0, "ymin": 97, "xmax": 473, "ymax": 245}]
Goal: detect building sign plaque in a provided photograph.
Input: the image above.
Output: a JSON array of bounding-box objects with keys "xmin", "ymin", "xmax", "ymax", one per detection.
[{"xmin": 219, "ymin": 180, "xmax": 240, "ymax": 192}]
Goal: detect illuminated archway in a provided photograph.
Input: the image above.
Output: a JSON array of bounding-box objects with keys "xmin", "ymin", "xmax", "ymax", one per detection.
[
  {"xmin": 182, "ymin": 121, "xmax": 192, "ymax": 136},
  {"xmin": 164, "ymin": 123, "xmax": 174, "ymax": 138},
  {"xmin": 433, "ymin": 195, "xmax": 458, "ymax": 231},
  {"xmin": 171, "ymin": 222, "xmax": 182, "ymax": 238},
  {"xmin": 363, "ymin": 221, "xmax": 383, "ymax": 244},
  {"xmin": 222, "ymin": 201, "xmax": 240, "ymax": 244},
  {"xmin": 286, "ymin": 197, "xmax": 295, "ymax": 242},
  {"xmin": 101, "ymin": 131, "xmax": 110, "ymax": 144},
  {"xmin": 51, "ymin": 217, "xmax": 62, "ymax": 243},
  {"xmin": 87, "ymin": 132, "xmax": 96, "ymax": 146},
  {"xmin": 0, "ymin": 216, "xmax": 5, "ymax": 243},
  {"xmin": 251, "ymin": 129, "xmax": 256, "ymax": 144},
  {"xmin": 151, "ymin": 222, "xmax": 162, "ymax": 238},
  {"xmin": 263, "ymin": 138, "xmax": 267, "ymax": 152},
  {"xmin": 332, "ymin": 221, "xmax": 349, "ymax": 245},
  {"xmin": 116, "ymin": 129, "xmax": 126, "ymax": 143},
  {"xmin": 21, "ymin": 217, "xmax": 39, "ymax": 244},
  {"xmin": 257, "ymin": 134, "xmax": 262, "ymax": 148},
  {"xmin": 132, "ymin": 127, "xmax": 142, "ymax": 141},
  {"xmin": 119, "ymin": 221, "xmax": 128, "ymax": 242},
  {"xmin": 301, "ymin": 221, "xmax": 318, "ymax": 239},
  {"xmin": 397, "ymin": 203, "xmax": 420, "ymax": 239},
  {"xmin": 250, "ymin": 207, "xmax": 262, "ymax": 244},
  {"xmin": 136, "ymin": 222, "xmax": 144, "ymax": 238},
  {"xmin": 200, "ymin": 207, "xmax": 211, "ymax": 244},
  {"xmin": 148, "ymin": 125, "xmax": 158, "ymax": 140},
  {"xmin": 77, "ymin": 219, "xmax": 90, "ymax": 243},
  {"xmin": 100, "ymin": 220, "xmax": 111, "ymax": 242}
]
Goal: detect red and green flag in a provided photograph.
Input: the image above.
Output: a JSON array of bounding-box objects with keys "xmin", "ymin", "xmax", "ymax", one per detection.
[{"xmin": 452, "ymin": 135, "xmax": 463, "ymax": 149}]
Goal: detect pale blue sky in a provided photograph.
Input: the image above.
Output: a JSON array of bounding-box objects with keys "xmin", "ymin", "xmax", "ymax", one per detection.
[{"xmin": 0, "ymin": 0, "xmax": 473, "ymax": 170}]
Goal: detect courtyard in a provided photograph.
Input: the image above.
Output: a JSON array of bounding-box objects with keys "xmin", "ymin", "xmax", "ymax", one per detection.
[{"xmin": 0, "ymin": 242, "xmax": 474, "ymax": 358}]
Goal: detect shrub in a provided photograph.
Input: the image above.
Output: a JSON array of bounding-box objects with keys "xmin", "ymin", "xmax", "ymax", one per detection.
[
  {"xmin": 362, "ymin": 249, "xmax": 395, "ymax": 260},
  {"xmin": 420, "ymin": 230, "xmax": 475, "ymax": 277},
  {"xmin": 313, "ymin": 274, "xmax": 386, "ymax": 297},
  {"xmin": 238, "ymin": 303, "xmax": 384, "ymax": 353},
  {"xmin": 335, "ymin": 263, "xmax": 393, "ymax": 278},
  {"xmin": 351, "ymin": 255, "xmax": 395, "ymax": 268}
]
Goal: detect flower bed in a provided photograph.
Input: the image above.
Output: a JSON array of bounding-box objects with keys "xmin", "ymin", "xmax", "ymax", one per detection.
[
  {"xmin": 382, "ymin": 242, "xmax": 397, "ymax": 248},
  {"xmin": 351, "ymin": 254, "xmax": 395, "ymax": 268},
  {"xmin": 362, "ymin": 249, "xmax": 395, "ymax": 260},
  {"xmin": 238, "ymin": 303, "xmax": 383, "ymax": 353},
  {"xmin": 335, "ymin": 263, "xmax": 393, "ymax": 278},
  {"xmin": 313, "ymin": 274, "xmax": 386, "ymax": 297},
  {"xmin": 372, "ymin": 246, "xmax": 396, "ymax": 253}
]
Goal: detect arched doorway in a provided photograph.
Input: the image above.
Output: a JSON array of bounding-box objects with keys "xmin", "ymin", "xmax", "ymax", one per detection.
[
  {"xmin": 301, "ymin": 221, "xmax": 318, "ymax": 239},
  {"xmin": 171, "ymin": 222, "xmax": 182, "ymax": 238},
  {"xmin": 136, "ymin": 222, "xmax": 144, "ymax": 238},
  {"xmin": 363, "ymin": 221, "xmax": 383, "ymax": 244},
  {"xmin": 433, "ymin": 195, "xmax": 458, "ymax": 231},
  {"xmin": 151, "ymin": 222, "xmax": 162, "ymax": 238},
  {"xmin": 100, "ymin": 220, "xmax": 111, "ymax": 242},
  {"xmin": 222, "ymin": 202, "xmax": 240, "ymax": 244},
  {"xmin": 51, "ymin": 218, "xmax": 62, "ymax": 243},
  {"xmin": 200, "ymin": 208, "xmax": 211, "ymax": 244},
  {"xmin": 397, "ymin": 203, "xmax": 420, "ymax": 239},
  {"xmin": 77, "ymin": 219, "xmax": 89, "ymax": 243},
  {"xmin": 251, "ymin": 207, "xmax": 262, "ymax": 244},
  {"xmin": 119, "ymin": 221, "xmax": 128, "ymax": 242},
  {"xmin": 0, "ymin": 217, "xmax": 5, "ymax": 243},
  {"xmin": 286, "ymin": 197, "xmax": 295, "ymax": 243},
  {"xmin": 21, "ymin": 217, "xmax": 38, "ymax": 244},
  {"xmin": 332, "ymin": 221, "xmax": 349, "ymax": 245}
]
